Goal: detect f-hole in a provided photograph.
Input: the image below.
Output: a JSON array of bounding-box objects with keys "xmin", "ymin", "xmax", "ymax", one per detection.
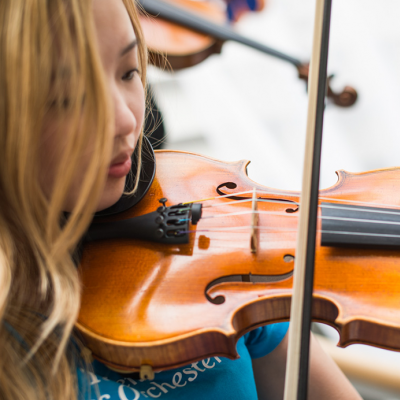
[{"xmin": 205, "ymin": 270, "xmax": 294, "ymax": 304}]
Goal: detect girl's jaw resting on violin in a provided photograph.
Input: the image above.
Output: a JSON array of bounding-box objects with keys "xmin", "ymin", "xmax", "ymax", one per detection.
[{"xmin": 40, "ymin": 0, "xmax": 145, "ymax": 213}]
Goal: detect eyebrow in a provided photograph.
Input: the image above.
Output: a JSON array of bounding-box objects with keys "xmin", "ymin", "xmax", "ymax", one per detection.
[{"xmin": 120, "ymin": 40, "xmax": 138, "ymax": 57}]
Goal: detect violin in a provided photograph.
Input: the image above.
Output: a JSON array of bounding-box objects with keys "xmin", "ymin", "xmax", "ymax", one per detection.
[
  {"xmin": 77, "ymin": 148, "xmax": 400, "ymax": 374},
  {"xmin": 139, "ymin": 0, "xmax": 265, "ymax": 69},
  {"xmin": 139, "ymin": 0, "xmax": 226, "ymax": 70},
  {"xmin": 138, "ymin": 0, "xmax": 358, "ymax": 107}
]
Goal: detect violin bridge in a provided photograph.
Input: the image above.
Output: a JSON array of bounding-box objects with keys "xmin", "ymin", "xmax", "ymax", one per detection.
[{"xmin": 250, "ymin": 187, "xmax": 259, "ymax": 253}]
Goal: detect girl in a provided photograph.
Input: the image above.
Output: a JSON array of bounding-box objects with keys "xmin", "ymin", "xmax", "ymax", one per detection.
[{"xmin": 0, "ymin": 0, "xmax": 362, "ymax": 399}]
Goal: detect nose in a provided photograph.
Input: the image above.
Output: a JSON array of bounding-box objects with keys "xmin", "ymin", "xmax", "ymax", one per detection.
[{"xmin": 113, "ymin": 88, "xmax": 136, "ymax": 139}]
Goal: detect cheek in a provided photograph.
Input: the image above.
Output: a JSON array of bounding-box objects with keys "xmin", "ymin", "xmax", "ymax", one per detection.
[
  {"xmin": 40, "ymin": 115, "xmax": 95, "ymax": 212},
  {"xmin": 95, "ymin": 83, "xmax": 145, "ymax": 212}
]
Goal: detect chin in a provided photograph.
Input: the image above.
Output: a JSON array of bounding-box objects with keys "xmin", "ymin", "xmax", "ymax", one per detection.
[{"xmin": 96, "ymin": 177, "xmax": 127, "ymax": 212}]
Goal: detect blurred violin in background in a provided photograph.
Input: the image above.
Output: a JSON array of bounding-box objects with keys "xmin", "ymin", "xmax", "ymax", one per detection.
[
  {"xmin": 139, "ymin": 0, "xmax": 265, "ymax": 68},
  {"xmin": 138, "ymin": 0, "xmax": 357, "ymax": 107}
]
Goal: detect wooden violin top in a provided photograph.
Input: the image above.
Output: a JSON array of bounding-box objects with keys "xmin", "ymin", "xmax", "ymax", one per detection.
[{"xmin": 77, "ymin": 150, "xmax": 400, "ymax": 372}]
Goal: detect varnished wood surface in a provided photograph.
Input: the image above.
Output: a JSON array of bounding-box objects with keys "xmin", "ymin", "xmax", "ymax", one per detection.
[
  {"xmin": 77, "ymin": 150, "xmax": 400, "ymax": 371},
  {"xmin": 140, "ymin": 0, "xmax": 225, "ymax": 70}
]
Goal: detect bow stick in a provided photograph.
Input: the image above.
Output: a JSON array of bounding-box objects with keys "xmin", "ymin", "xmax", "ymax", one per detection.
[{"xmin": 283, "ymin": 0, "xmax": 332, "ymax": 399}]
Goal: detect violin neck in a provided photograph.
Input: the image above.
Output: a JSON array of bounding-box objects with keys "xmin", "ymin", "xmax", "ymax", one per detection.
[{"xmin": 138, "ymin": 0, "xmax": 300, "ymax": 67}]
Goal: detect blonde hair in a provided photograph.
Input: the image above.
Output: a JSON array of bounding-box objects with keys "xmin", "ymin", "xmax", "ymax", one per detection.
[{"xmin": 0, "ymin": 0, "xmax": 147, "ymax": 399}]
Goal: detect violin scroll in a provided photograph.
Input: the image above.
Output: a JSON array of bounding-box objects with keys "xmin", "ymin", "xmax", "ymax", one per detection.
[{"xmin": 297, "ymin": 63, "xmax": 358, "ymax": 107}]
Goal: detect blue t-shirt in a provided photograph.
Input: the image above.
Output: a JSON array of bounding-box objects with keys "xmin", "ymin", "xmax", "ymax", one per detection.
[{"xmin": 78, "ymin": 322, "xmax": 289, "ymax": 400}]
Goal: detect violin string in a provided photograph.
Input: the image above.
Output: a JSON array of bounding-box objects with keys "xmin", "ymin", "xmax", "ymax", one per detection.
[
  {"xmin": 203, "ymin": 198, "xmax": 400, "ymax": 217},
  {"xmin": 321, "ymin": 230, "xmax": 400, "ymax": 239},
  {"xmin": 201, "ymin": 210, "xmax": 290, "ymax": 219},
  {"xmin": 179, "ymin": 190, "xmax": 400, "ymax": 236},
  {"xmin": 178, "ymin": 226, "xmax": 400, "ymax": 240},
  {"xmin": 184, "ymin": 189, "xmax": 400, "ymax": 211},
  {"xmin": 320, "ymin": 203, "xmax": 400, "ymax": 216},
  {"xmin": 182, "ymin": 191, "xmax": 254, "ymax": 204},
  {"xmin": 200, "ymin": 209, "xmax": 400, "ymax": 227},
  {"xmin": 321, "ymin": 215, "xmax": 400, "ymax": 227},
  {"xmin": 177, "ymin": 207, "xmax": 191, "ymax": 212},
  {"xmin": 178, "ymin": 226, "xmax": 297, "ymax": 234}
]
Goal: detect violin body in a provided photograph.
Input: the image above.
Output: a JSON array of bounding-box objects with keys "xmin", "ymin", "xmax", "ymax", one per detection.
[
  {"xmin": 77, "ymin": 150, "xmax": 400, "ymax": 372},
  {"xmin": 140, "ymin": 0, "xmax": 226, "ymax": 70},
  {"xmin": 140, "ymin": 0, "xmax": 266, "ymax": 70}
]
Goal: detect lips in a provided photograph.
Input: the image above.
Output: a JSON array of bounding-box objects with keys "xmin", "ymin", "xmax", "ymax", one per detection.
[{"xmin": 108, "ymin": 152, "xmax": 132, "ymax": 178}]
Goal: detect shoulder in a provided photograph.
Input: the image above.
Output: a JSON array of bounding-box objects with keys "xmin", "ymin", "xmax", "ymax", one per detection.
[{"xmin": 243, "ymin": 322, "xmax": 289, "ymax": 359}]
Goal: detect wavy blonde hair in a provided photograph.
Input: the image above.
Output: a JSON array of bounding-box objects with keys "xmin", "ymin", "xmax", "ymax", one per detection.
[{"xmin": 0, "ymin": 0, "xmax": 147, "ymax": 399}]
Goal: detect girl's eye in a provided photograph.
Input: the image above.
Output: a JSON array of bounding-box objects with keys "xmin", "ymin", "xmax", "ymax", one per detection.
[
  {"xmin": 49, "ymin": 98, "xmax": 70, "ymax": 109},
  {"xmin": 122, "ymin": 68, "xmax": 139, "ymax": 81}
]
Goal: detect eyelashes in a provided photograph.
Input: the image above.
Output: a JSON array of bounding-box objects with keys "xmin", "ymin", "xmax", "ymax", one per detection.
[
  {"xmin": 48, "ymin": 94, "xmax": 86, "ymax": 110},
  {"xmin": 48, "ymin": 97, "xmax": 70, "ymax": 109},
  {"xmin": 47, "ymin": 68, "xmax": 139, "ymax": 110},
  {"xmin": 122, "ymin": 68, "xmax": 140, "ymax": 81}
]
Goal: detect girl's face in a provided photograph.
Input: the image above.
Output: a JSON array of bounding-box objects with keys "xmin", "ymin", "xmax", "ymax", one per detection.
[
  {"xmin": 41, "ymin": 0, "xmax": 145, "ymax": 212},
  {"xmin": 92, "ymin": 0, "xmax": 145, "ymax": 211}
]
